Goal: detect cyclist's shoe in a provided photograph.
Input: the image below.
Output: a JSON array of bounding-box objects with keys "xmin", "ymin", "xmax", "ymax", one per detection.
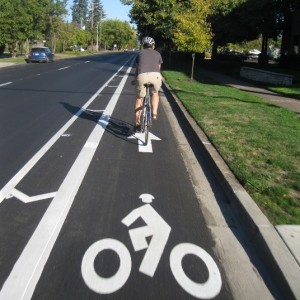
[
  {"xmin": 134, "ymin": 124, "xmax": 141, "ymax": 132},
  {"xmin": 153, "ymin": 114, "xmax": 158, "ymax": 120}
]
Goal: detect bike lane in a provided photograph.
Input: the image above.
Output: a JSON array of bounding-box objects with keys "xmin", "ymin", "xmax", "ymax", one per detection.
[{"xmin": 28, "ymin": 67, "xmax": 232, "ymax": 299}]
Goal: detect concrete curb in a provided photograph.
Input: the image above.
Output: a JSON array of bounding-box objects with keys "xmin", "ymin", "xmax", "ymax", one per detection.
[{"xmin": 162, "ymin": 80, "xmax": 300, "ymax": 299}]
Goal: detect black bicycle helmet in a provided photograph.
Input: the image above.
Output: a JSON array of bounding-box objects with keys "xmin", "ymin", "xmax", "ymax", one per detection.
[{"xmin": 142, "ymin": 36, "xmax": 155, "ymax": 47}]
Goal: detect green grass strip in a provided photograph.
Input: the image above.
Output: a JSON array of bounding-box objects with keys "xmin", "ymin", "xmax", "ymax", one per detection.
[{"xmin": 162, "ymin": 68, "xmax": 300, "ymax": 225}]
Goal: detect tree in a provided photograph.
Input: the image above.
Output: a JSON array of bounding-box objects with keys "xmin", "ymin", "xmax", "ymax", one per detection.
[
  {"xmin": 209, "ymin": 0, "xmax": 288, "ymax": 64},
  {"xmin": 0, "ymin": 0, "xmax": 56, "ymax": 57},
  {"xmin": 47, "ymin": 0, "xmax": 68, "ymax": 53},
  {"xmin": 275, "ymin": 0, "xmax": 300, "ymax": 57},
  {"xmin": 0, "ymin": 0, "xmax": 27, "ymax": 56},
  {"xmin": 101, "ymin": 19, "xmax": 136, "ymax": 50},
  {"xmin": 173, "ymin": 0, "xmax": 212, "ymax": 80},
  {"xmin": 59, "ymin": 22, "xmax": 90, "ymax": 51},
  {"xmin": 208, "ymin": 0, "xmax": 245, "ymax": 59},
  {"xmin": 88, "ymin": 0, "xmax": 106, "ymax": 29},
  {"xmin": 71, "ymin": 0, "xmax": 88, "ymax": 28},
  {"xmin": 121, "ymin": 0, "xmax": 178, "ymax": 45},
  {"xmin": 87, "ymin": 0, "xmax": 106, "ymax": 50}
]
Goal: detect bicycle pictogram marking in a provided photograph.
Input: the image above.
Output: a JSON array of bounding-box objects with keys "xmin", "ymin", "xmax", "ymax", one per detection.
[{"xmin": 81, "ymin": 194, "xmax": 222, "ymax": 298}]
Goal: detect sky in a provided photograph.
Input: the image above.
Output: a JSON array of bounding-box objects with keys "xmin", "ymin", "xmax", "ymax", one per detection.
[{"xmin": 67, "ymin": 0, "xmax": 132, "ymax": 22}]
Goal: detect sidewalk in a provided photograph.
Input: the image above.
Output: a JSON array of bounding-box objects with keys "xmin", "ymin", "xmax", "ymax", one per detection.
[
  {"xmin": 0, "ymin": 62, "xmax": 18, "ymax": 68},
  {"xmin": 164, "ymin": 69, "xmax": 300, "ymax": 299}
]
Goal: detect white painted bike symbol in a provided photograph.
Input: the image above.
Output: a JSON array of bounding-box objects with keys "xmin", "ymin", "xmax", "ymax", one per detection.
[{"xmin": 81, "ymin": 194, "xmax": 222, "ymax": 299}]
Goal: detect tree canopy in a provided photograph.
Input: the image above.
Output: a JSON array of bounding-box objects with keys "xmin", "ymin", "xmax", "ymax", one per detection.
[
  {"xmin": 173, "ymin": 0, "xmax": 212, "ymax": 53},
  {"xmin": 0, "ymin": 0, "xmax": 296, "ymax": 59},
  {"xmin": 101, "ymin": 19, "xmax": 136, "ymax": 50},
  {"xmin": 0, "ymin": 0, "xmax": 136, "ymax": 55},
  {"xmin": 0, "ymin": 0, "xmax": 67, "ymax": 56},
  {"xmin": 122, "ymin": 0, "xmax": 295, "ymax": 59}
]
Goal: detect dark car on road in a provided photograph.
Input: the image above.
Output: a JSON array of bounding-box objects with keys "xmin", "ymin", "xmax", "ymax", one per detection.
[
  {"xmin": 26, "ymin": 47, "xmax": 54, "ymax": 63},
  {"xmin": 216, "ymin": 50, "xmax": 247, "ymax": 62},
  {"xmin": 247, "ymin": 49, "xmax": 261, "ymax": 60}
]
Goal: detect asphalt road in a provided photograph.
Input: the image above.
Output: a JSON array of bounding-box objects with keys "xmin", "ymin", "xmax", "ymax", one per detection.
[{"xmin": 0, "ymin": 53, "xmax": 281, "ymax": 299}]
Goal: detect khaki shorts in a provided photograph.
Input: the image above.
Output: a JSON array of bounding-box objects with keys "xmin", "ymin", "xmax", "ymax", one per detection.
[{"xmin": 136, "ymin": 72, "xmax": 162, "ymax": 98}]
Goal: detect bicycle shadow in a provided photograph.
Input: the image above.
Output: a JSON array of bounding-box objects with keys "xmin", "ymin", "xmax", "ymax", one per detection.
[
  {"xmin": 104, "ymin": 117, "xmax": 138, "ymax": 144},
  {"xmin": 60, "ymin": 102, "xmax": 138, "ymax": 145}
]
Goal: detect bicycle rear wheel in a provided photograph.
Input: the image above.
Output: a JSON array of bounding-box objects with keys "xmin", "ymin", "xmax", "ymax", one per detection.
[
  {"xmin": 144, "ymin": 114, "xmax": 149, "ymax": 145},
  {"xmin": 143, "ymin": 95, "xmax": 151, "ymax": 145},
  {"xmin": 141, "ymin": 105, "xmax": 149, "ymax": 145}
]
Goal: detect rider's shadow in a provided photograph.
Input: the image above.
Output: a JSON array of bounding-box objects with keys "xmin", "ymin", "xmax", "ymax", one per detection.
[
  {"xmin": 61, "ymin": 102, "xmax": 100, "ymax": 123},
  {"xmin": 60, "ymin": 102, "xmax": 137, "ymax": 144},
  {"xmin": 105, "ymin": 117, "xmax": 136, "ymax": 143}
]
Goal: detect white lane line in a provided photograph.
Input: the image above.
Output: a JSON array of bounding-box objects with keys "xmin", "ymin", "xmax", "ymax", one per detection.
[
  {"xmin": 58, "ymin": 66, "xmax": 71, "ymax": 71},
  {"xmin": 0, "ymin": 82, "xmax": 13, "ymax": 87},
  {"xmin": 0, "ymin": 63, "xmax": 128, "ymax": 203},
  {"xmin": 0, "ymin": 62, "xmax": 134, "ymax": 300},
  {"xmin": 7, "ymin": 189, "xmax": 56, "ymax": 203}
]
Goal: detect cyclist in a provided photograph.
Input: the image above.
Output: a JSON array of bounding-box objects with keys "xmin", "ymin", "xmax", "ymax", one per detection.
[{"xmin": 134, "ymin": 36, "xmax": 163, "ymax": 132}]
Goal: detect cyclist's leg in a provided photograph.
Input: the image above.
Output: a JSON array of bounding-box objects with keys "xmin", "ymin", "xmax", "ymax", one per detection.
[
  {"xmin": 151, "ymin": 92, "xmax": 159, "ymax": 120},
  {"xmin": 135, "ymin": 97, "xmax": 143, "ymax": 126},
  {"xmin": 149, "ymin": 72, "xmax": 162, "ymax": 119},
  {"xmin": 135, "ymin": 74, "xmax": 147, "ymax": 130}
]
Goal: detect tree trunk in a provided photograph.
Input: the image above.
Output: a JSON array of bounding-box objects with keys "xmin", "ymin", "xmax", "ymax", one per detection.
[
  {"xmin": 191, "ymin": 53, "xmax": 195, "ymax": 80},
  {"xmin": 258, "ymin": 33, "xmax": 269, "ymax": 65},
  {"xmin": 24, "ymin": 39, "xmax": 30, "ymax": 57},
  {"xmin": 211, "ymin": 41, "xmax": 218, "ymax": 60},
  {"xmin": 9, "ymin": 41, "xmax": 18, "ymax": 58}
]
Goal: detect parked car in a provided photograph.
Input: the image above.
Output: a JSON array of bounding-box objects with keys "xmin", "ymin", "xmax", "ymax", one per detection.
[
  {"xmin": 216, "ymin": 50, "xmax": 247, "ymax": 62},
  {"xmin": 26, "ymin": 47, "xmax": 54, "ymax": 63},
  {"xmin": 247, "ymin": 49, "xmax": 261, "ymax": 60},
  {"xmin": 70, "ymin": 45, "xmax": 85, "ymax": 52}
]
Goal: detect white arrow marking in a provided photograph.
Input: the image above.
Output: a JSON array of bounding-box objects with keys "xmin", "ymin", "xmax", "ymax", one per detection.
[
  {"xmin": 7, "ymin": 189, "xmax": 56, "ymax": 203},
  {"xmin": 128, "ymin": 132, "xmax": 161, "ymax": 153}
]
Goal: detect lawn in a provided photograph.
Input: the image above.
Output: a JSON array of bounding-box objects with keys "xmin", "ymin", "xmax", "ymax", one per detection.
[{"xmin": 162, "ymin": 64, "xmax": 300, "ymax": 225}]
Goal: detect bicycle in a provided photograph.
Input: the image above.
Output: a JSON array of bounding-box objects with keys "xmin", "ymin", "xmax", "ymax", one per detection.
[{"xmin": 140, "ymin": 83, "xmax": 153, "ymax": 145}]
